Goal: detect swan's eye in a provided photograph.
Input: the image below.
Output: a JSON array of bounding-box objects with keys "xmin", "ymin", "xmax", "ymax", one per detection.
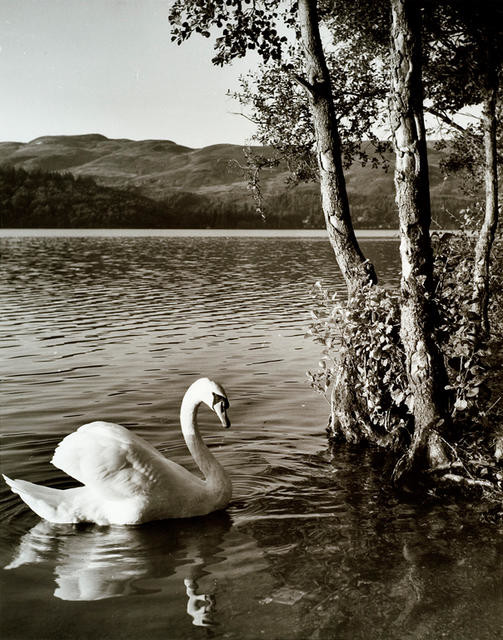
[{"xmin": 212, "ymin": 393, "xmax": 229, "ymax": 410}]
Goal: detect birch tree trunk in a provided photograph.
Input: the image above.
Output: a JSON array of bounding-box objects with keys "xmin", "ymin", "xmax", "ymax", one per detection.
[
  {"xmin": 389, "ymin": 0, "xmax": 449, "ymax": 477},
  {"xmin": 297, "ymin": 0, "xmax": 376, "ymax": 296},
  {"xmin": 472, "ymin": 64, "xmax": 499, "ymax": 342},
  {"xmin": 297, "ymin": 0, "xmax": 378, "ymax": 441}
]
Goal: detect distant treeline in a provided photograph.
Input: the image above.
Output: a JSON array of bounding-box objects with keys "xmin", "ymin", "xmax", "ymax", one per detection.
[
  {"xmin": 0, "ymin": 166, "xmax": 249, "ymax": 228},
  {"xmin": 0, "ymin": 166, "xmax": 317, "ymax": 228},
  {"xmin": 0, "ymin": 165, "xmax": 461, "ymax": 229}
]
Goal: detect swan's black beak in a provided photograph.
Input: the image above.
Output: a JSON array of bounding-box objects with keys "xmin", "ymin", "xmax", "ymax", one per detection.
[{"xmin": 214, "ymin": 403, "xmax": 231, "ymax": 429}]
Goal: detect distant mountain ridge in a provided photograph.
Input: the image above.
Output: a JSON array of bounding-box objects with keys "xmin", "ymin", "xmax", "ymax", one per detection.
[
  {"xmin": 0, "ymin": 134, "xmax": 470, "ymax": 228},
  {"xmin": 0, "ymin": 134, "xmax": 250, "ymax": 199}
]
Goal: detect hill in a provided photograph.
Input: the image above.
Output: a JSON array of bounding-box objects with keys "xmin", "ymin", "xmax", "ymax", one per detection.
[{"xmin": 0, "ymin": 134, "xmax": 471, "ymax": 228}]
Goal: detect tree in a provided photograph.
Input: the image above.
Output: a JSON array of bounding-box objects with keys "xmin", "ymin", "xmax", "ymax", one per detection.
[
  {"xmin": 169, "ymin": 0, "xmax": 441, "ymax": 460},
  {"xmin": 388, "ymin": 0, "xmax": 450, "ymax": 476},
  {"xmin": 170, "ymin": 0, "xmax": 385, "ymax": 446},
  {"xmin": 424, "ymin": 0, "xmax": 502, "ymax": 343},
  {"xmin": 169, "ymin": 0, "xmax": 376, "ymax": 296},
  {"xmin": 475, "ymin": 55, "xmax": 500, "ymax": 341},
  {"xmin": 296, "ymin": 0, "xmax": 377, "ymax": 294},
  {"xmin": 169, "ymin": 1, "xmax": 502, "ymax": 492}
]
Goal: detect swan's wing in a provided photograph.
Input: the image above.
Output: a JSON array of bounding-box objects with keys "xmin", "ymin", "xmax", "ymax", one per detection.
[{"xmin": 51, "ymin": 421, "xmax": 192, "ymax": 499}]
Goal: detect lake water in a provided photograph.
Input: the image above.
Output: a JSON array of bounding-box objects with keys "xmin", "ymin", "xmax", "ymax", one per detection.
[{"xmin": 0, "ymin": 230, "xmax": 501, "ymax": 639}]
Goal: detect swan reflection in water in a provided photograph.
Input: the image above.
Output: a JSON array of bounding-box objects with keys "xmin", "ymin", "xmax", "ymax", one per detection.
[
  {"xmin": 184, "ymin": 578, "xmax": 216, "ymax": 627},
  {"xmin": 5, "ymin": 512, "xmax": 233, "ymax": 627}
]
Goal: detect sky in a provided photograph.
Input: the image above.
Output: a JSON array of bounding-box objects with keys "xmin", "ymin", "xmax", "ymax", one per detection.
[
  {"xmin": 1, "ymin": 0, "xmax": 259, "ymax": 148},
  {"xmin": 1, "ymin": 0, "xmax": 480, "ymax": 149}
]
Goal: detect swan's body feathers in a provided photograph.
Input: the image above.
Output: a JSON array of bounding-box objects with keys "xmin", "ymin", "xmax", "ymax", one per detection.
[
  {"xmin": 4, "ymin": 378, "xmax": 232, "ymax": 525},
  {"xmin": 52, "ymin": 421, "xmax": 199, "ymax": 499},
  {"xmin": 3, "ymin": 476, "xmax": 107, "ymax": 524}
]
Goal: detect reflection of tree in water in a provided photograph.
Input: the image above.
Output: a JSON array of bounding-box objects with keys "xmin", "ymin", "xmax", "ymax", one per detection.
[
  {"xmin": 5, "ymin": 513, "xmax": 232, "ymax": 627},
  {"xmin": 238, "ymin": 446, "xmax": 503, "ymax": 639}
]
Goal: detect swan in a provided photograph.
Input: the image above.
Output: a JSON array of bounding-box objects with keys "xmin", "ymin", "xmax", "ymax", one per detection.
[{"xmin": 3, "ymin": 378, "xmax": 232, "ymax": 525}]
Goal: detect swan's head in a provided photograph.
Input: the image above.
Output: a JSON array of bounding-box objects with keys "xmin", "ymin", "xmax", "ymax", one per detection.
[{"xmin": 192, "ymin": 378, "xmax": 231, "ymax": 429}]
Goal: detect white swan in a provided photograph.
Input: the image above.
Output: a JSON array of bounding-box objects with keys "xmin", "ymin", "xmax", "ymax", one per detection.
[{"xmin": 3, "ymin": 378, "xmax": 232, "ymax": 525}]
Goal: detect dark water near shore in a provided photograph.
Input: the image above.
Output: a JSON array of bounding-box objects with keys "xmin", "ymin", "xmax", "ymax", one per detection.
[{"xmin": 0, "ymin": 230, "xmax": 501, "ymax": 639}]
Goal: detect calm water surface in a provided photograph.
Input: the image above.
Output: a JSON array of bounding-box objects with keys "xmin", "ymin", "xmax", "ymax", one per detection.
[{"xmin": 0, "ymin": 231, "xmax": 501, "ymax": 639}]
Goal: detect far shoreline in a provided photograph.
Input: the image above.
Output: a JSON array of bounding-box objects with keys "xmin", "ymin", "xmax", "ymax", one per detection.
[{"xmin": 0, "ymin": 228, "xmax": 408, "ymax": 239}]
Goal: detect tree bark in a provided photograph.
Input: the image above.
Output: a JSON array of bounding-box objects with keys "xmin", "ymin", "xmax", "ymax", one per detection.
[
  {"xmin": 297, "ymin": 0, "xmax": 377, "ymax": 296},
  {"xmin": 297, "ymin": 0, "xmax": 378, "ymax": 442},
  {"xmin": 472, "ymin": 62, "xmax": 499, "ymax": 342},
  {"xmin": 389, "ymin": 0, "xmax": 449, "ymax": 478}
]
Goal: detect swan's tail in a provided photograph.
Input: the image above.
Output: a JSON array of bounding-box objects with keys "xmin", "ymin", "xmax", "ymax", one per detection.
[{"xmin": 3, "ymin": 474, "xmax": 73, "ymax": 523}]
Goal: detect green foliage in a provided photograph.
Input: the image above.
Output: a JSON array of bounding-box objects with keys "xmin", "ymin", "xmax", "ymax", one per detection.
[
  {"xmin": 230, "ymin": 64, "xmax": 318, "ymax": 185},
  {"xmin": 307, "ymin": 282, "xmax": 410, "ymax": 445},
  {"xmin": 230, "ymin": 47, "xmax": 390, "ymax": 180},
  {"xmin": 434, "ymin": 102, "xmax": 503, "ymax": 200},
  {"xmin": 223, "ymin": 3, "xmax": 391, "ymax": 218},
  {"xmin": 432, "ymin": 228, "xmax": 503, "ymax": 421},
  {"xmin": 169, "ymin": 0, "xmax": 290, "ymax": 65},
  {"xmin": 308, "ymin": 226, "xmax": 503, "ymax": 449},
  {"xmin": 433, "ymin": 231, "xmax": 483, "ymax": 415},
  {"xmin": 169, "ymin": 0, "xmax": 391, "ymax": 217},
  {"xmin": 488, "ymin": 239, "xmax": 503, "ymax": 342},
  {"xmin": 423, "ymin": 0, "xmax": 503, "ymax": 114}
]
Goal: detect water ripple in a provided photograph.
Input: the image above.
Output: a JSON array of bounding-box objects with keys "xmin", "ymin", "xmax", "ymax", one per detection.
[{"xmin": 4, "ymin": 235, "xmax": 500, "ymax": 639}]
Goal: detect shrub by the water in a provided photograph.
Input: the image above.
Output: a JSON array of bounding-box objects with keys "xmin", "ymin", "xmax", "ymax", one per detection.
[
  {"xmin": 308, "ymin": 282, "xmax": 410, "ymax": 448},
  {"xmin": 308, "ymin": 225, "xmax": 503, "ymax": 505}
]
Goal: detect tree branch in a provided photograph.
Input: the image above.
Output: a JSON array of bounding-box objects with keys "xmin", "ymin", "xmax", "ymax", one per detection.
[
  {"xmin": 228, "ymin": 110, "xmax": 261, "ymax": 124},
  {"xmin": 290, "ymin": 72, "xmax": 315, "ymax": 95},
  {"xmin": 425, "ymin": 106, "xmax": 479, "ymax": 141}
]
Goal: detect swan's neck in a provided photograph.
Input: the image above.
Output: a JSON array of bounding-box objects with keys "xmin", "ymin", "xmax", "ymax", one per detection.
[{"xmin": 180, "ymin": 392, "xmax": 229, "ymax": 492}]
